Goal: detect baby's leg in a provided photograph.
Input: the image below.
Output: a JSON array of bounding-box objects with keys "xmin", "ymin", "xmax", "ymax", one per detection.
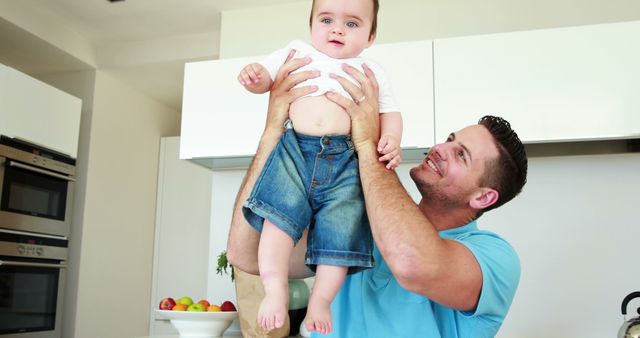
[
  {"xmin": 258, "ymin": 220, "xmax": 294, "ymax": 330},
  {"xmin": 305, "ymin": 265, "xmax": 348, "ymax": 335}
]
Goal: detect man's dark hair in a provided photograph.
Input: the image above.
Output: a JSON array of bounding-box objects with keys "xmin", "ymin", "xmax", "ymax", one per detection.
[
  {"xmin": 309, "ymin": 0, "xmax": 379, "ymax": 39},
  {"xmin": 477, "ymin": 115, "xmax": 528, "ymax": 216}
]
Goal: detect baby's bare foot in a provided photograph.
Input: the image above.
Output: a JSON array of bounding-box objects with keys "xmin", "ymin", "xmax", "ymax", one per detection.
[
  {"xmin": 258, "ymin": 286, "xmax": 288, "ymax": 331},
  {"xmin": 304, "ymin": 296, "xmax": 333, "ymax": 335}
]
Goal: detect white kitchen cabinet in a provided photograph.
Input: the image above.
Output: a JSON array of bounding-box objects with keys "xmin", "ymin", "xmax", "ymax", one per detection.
[
  {"xmin": 0, "ymin": 63, "xmax": 82, "ymax": 157},
  {"xmin": 180, "ymin": 40, "xmax": 435, "ymax": 168},
  {"xmin": 433, "ymin": 21, "xmax": 640, "ymax": 143},
  {"xmin": 180, "ymin": 56, "xmax": 268, "ymax": 162},
  {"xmin": 149, "ymin": 137, "xmax": 213, "ymax": 335},
  {"xmin": 362, "ymin": 40, "xmax": 434, "ymax": 149}
]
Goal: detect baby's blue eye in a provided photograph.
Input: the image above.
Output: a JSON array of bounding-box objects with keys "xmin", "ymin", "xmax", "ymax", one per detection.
[
  {"xmin": 322, "ymin": 18, "xmax": 332, "ymax": 24},
  {"xmin": 346, "ymin": 21, "xmax": 358, "ymax": 28}
]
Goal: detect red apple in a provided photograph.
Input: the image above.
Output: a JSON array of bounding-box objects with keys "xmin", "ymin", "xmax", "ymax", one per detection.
[
  {"xmin": 220, "ymin": 300, "xmax": 236, "ymax": 312},
  {"xmin": 159, "ymin": 297, "xmax": 176, "ymax": 310}
]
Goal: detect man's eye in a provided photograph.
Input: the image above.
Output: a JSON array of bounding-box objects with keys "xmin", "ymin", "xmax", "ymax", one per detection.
[
  {"xmin": 321, "ymin": 18, "xmax": 332, "ymax": 24},
  {"xmin": 346, "ymin": 21, "xmax": 358, "ymax": 28},
  {"xmin": 458, "ymin": 150, "xmax": 466, "ymax": 161}
]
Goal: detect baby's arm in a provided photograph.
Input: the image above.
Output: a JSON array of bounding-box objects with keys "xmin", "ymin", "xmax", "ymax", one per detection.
[
  {"xmin": 238, "ymin": 63, "xmax": 273, "ymax": 94},
  {"xmin": 378, "ymin": 112, "xmax": 403, "ymax": 170}
]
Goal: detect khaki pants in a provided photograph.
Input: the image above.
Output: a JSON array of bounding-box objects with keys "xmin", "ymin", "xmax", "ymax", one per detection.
[{"xmin": 234, "ymin": 268, "xmax": 290, "ymax": 338}]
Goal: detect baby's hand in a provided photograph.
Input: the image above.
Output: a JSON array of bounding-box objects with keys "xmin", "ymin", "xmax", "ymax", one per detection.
[
  {"xmin": 378, "ymin": 134, "xmax": 402, "ymax": 170},
  {"xmin": 238, "ymin": 63, "xmax": 268, "ymax": 91}
]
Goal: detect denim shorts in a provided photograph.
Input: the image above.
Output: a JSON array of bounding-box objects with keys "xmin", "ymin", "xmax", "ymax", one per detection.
[{"xmin": 243, "ymin": 120, "xmax": 374, "ymax": 272}]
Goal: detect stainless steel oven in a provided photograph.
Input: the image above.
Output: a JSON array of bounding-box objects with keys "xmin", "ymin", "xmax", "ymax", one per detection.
[
  {"xmin": 0, "ymin": 228, "xmax": 67, "ymax": 338},
  {"xmin": 0, "ymin": 136, "xmax": 75, "ymax": 238}
]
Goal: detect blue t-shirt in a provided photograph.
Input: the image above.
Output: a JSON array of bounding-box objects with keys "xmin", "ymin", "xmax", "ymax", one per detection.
[{"xmin": 314, "ymin": 221, "xmax": 520, "ymax": 338}]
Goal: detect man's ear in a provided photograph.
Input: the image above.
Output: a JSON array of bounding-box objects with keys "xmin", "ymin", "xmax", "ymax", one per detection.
[{"xmin": 469, "ymin": 188, "xmax": 499, "ymax": 210}]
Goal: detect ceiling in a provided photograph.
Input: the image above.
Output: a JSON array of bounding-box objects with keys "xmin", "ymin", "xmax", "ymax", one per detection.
[{"xmin": 0, "ymin": 0, "xmax": 308, "ymax": 111}]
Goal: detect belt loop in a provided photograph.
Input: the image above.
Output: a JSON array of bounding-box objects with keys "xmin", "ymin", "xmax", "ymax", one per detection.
[{"xmin": 346, "ymin": 136, "xmax": 354, "ymax": 150}]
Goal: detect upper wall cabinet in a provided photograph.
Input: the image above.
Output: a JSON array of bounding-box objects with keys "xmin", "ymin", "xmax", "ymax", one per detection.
[
  {"xmin": 0, "ymin": 64, "xmax": 82, "ymax": 158},
  {"xmin": 433, "ymin": 21, "xmax": 640, "ymax": 143},
  {"xmin": 180, "ymin": 56, "xmax": 269, "ymax": 161},
  {"xmin": 361, "ymin": 40, "xmax": 434, "ymax": 149},
  {"xmin": 180, "ymin": 40, "xmax": 434, "ymax": 165}
]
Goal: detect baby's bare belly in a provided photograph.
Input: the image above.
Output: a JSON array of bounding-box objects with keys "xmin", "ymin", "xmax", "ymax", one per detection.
[{"xmin": 289, "ymin": 96, "xmax": 351, "ymax": 136}]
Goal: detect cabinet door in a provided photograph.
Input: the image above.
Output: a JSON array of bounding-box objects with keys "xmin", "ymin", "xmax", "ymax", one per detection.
[
  {"xmin": 362, "ymin": 39, "xmax": 434, "ymax": 149},
  {"xmin": 180, "ymin": 40, "xmax": 435, "ymax": 162},
  {"xmin": 433, "ymin": 21, "xmax": 640, "ymax": 143},
  {"xmin": 0, "ymin": 64, "xmax": 82, "ymax": 157},
  {"xmin": 180, "ymin": 57, "xmax": 268, "ymax": 160},
  {"xmin": 150, "ymin": 137, "xmax": 214, "ymax": 334}
]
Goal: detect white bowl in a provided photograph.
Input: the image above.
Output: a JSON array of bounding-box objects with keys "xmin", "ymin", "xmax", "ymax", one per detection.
[{"xmin": 155, "ymin": 310, "xmax": 238, "ymax": 337}]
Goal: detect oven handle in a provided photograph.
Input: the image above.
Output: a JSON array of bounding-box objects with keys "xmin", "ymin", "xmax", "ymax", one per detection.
[
  {"xmin": 0, "ymin": 259, "xmax": 67, "ymax": 269},
  {"xmin": 9, "ymin": 161, "xmax": 76, "ymax": 182}
]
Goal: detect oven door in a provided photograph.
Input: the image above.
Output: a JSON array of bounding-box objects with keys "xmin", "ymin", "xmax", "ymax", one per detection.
[
  {"xmin": 0, "ymin": 157, "xmax": 74, "ymax": 237},
  {"xmin": 0, "ymin": 258, "xmax": 66, "ymax": 338}
]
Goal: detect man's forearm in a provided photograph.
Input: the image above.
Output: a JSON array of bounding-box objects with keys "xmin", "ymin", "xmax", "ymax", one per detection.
[
  {"xmin": 226, "ymin": 128, "xmax": 282, "ymax": 274},
  {"xmin": 357, "ymin": 143, "xmax": 441, "ymax": 280}
]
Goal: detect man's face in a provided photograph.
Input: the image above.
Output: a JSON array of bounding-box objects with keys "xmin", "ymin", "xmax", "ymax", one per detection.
[
  {"xmin": 310, "ymin": 0, "xmax": 375, "ymax": 59},
  {"xmin": 410, "ymin": 125, "xmax": 500, "ymax": 209}
]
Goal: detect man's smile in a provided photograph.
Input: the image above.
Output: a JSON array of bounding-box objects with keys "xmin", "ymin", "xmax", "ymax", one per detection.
[{"xmin": 426, "ymin": 157, "xmax": 443, "ymax": 177}]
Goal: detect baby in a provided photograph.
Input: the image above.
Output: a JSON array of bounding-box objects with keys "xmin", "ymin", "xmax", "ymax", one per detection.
[{"xmin": 237, "ymin": 0, "xmax": 402, "ymax": 334}]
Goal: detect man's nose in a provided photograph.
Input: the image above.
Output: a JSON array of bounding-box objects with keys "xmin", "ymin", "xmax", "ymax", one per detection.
[{"xmin": 431, "ymin": 145, "xmax": 447, "ymax": 161}]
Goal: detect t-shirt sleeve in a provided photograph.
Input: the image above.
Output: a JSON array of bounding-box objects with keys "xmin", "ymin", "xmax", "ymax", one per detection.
[
  {"xmin": 258, "ymin": 40, "xmax": 308, "ymax": 81},
  {"xmin": 258, "ymin": 46, "xmax": 290, "ymax": 82},
  {"xmin": 365, "ymin": 61, "xmax": 400, "ymax": 113},
  {"xmin": 456, "ymin": 232, "xmax": 521, "ymax": 325}
]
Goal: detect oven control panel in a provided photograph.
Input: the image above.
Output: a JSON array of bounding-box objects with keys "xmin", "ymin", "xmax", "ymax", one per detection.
[{"xmin": 0, "ymin": 229, "xmax": 68, "ymax": 260}]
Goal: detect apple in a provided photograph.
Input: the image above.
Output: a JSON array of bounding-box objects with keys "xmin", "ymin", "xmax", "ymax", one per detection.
[
  {"xmin": 176, "ymin": 296, "xmax": 193, "ymax": 306},
  {"xmin": 220, "ymin": 300, "xmax": 236, "ymax": 312},
  {"xmin": 198, "ymin": 299, "xmax": 210, "ymax": 308},
  {"xmin": 159, "ymin": 297, "xmax": 176, "ymax": 310},
  {"xmin": 187, "ymin": 303, "xmax": 206, "ymax": 312}
]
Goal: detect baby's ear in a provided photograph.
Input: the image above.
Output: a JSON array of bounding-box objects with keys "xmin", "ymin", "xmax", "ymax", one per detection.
[{"xmin": 367, "ymin": 32, "xmax": 377, "ymax": 46}]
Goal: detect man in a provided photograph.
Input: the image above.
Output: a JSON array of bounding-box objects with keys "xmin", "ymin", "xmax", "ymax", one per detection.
[{"xmin": 227, "ymin": 52, "xmax": 528, "ymax": 337}]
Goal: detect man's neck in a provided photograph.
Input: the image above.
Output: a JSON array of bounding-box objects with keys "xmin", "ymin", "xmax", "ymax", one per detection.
[{"xmin": 418, "ymin": 199, "xmax": 475, "ymax": 231}]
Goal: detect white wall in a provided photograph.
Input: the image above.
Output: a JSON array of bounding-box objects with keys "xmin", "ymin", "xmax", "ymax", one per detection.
[
  {"xmin": 216, "ymin": 2, "xmax": 640, "ymax": 337},
  {"xmin": 483, "ymin": 152, "xmax": 640, "ymax": 337},
  {"xmin": 67, "ymin": 70, "xmax": 179, "ymax": 338},
  {"xmin": 219, "ymin": 0, "xmax": 640, "ymax": 58}
]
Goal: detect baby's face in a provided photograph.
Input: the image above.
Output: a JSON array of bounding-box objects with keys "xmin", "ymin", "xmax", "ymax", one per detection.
[{"xmin": 310, "ymin": 0, "xmax": 375, "ymax": 59}]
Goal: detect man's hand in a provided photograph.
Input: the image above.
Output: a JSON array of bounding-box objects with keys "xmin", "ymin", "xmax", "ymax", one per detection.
[
  {"xmin": 325, "ymin": 63, "xmax": 381, "ymax": 153},
  {"xmin": 263, "ymin": 52, "xmax": 319, "ymax": 135}
]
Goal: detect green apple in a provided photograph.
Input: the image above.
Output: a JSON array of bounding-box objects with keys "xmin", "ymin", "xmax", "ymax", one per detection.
[
  {"xmin": 187, "ymin": 303, "xmax": 206, "ymax": 312},
  {"xmin": 176, "ymin": 296, "xmax": 194, "ymax": 306}
]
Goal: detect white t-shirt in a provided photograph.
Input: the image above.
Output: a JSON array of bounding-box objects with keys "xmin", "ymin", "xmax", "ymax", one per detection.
[{"xmin": 259, "ymin": 40, "xmax": 400, "ymax": 113}]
